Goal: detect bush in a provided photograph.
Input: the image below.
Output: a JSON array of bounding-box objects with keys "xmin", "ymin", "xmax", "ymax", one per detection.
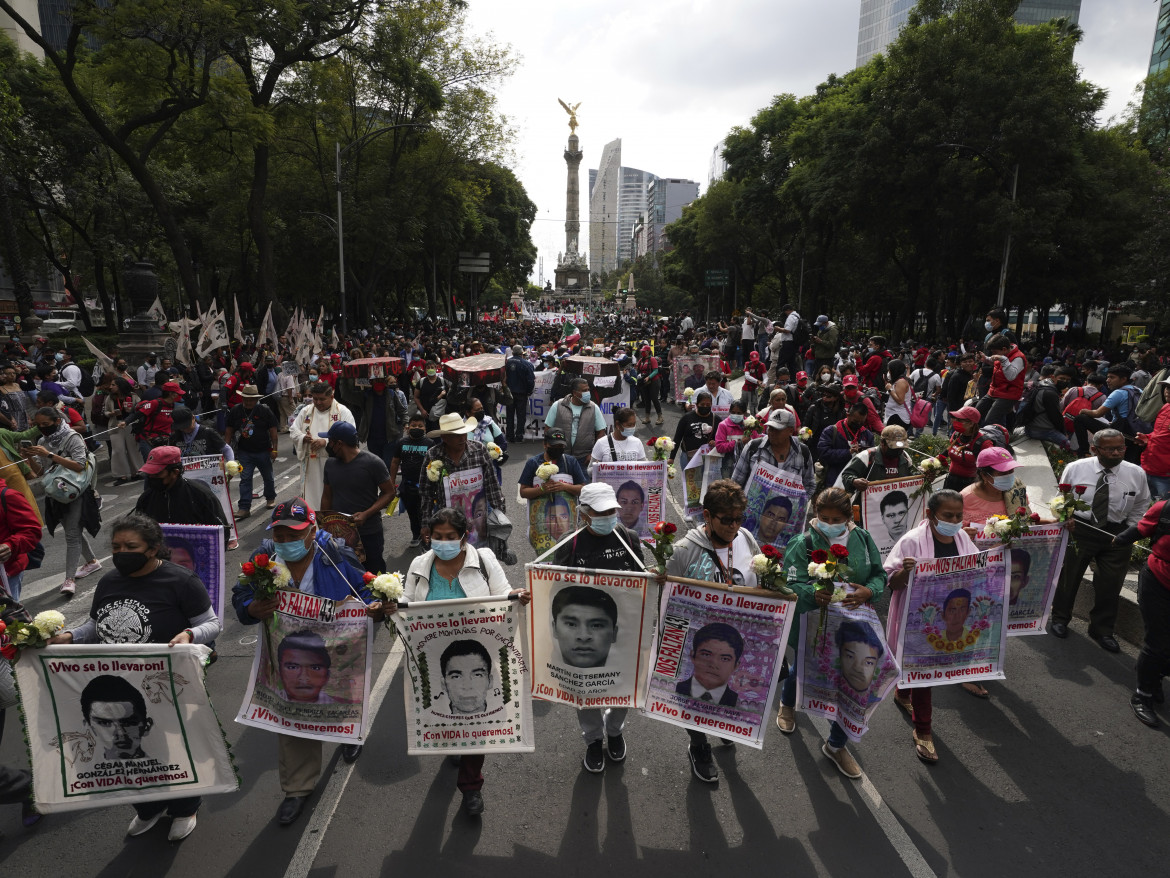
[
  {"xmin": 1044, "ymin": 443, "xmax": 1072, "ymax": 482},
  {"xmin": 910, "ymin": 432, "xmax": 950, "ymax": 457}
]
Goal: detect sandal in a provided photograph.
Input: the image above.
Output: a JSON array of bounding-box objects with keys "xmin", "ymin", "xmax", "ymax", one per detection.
[
  {"xmin": 894, "ymin": 693, "xmax": 914, "ymax": 716},
  {"xmin": 912, "ymin": 730, "xmax": 938, "ymax": 764},
  {"xmin": 961, "ymin": 682, "xmax": 990, "ymax": 700}
]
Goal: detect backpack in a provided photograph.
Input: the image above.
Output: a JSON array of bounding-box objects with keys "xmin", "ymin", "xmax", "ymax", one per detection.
[
  {"xmin": 912, "ymin": 369, "xmax": 934, "ymax": 399},
  {"xmin": 1014, "ymin": 381, "xmax": 1043, "ymax": 427},
  {"xmin": 1136, "ymin": 367, "xmax": 1169, "ymax": 424},
  {"xmin": 1062, "ymin": 386, "xmax": 1102, "ymax": 433},
  {"xmin": 791, "ymin": 316, "xmax": 811, "ymax": 349},
  {"xmin": 77, "ymin": 369, "xmax": 95, "ymax": 398},
  {"xmin": 977, "ymin": 424, "xmax": 1014, "ymax": 457},
  {"xmin": 1121, "ymin": 385, "xmax": 1155, "ymax": 435}
]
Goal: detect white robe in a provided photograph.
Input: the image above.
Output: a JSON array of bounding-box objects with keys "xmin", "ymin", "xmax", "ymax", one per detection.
[{"xmin": 289, "ymin": 400, "xmax": 355, "ymax": 508}]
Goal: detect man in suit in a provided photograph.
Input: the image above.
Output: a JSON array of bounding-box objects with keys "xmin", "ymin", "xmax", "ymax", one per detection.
[{"xmin": 675, "ymin": 623, "xmax": 743, "ymax": 707}]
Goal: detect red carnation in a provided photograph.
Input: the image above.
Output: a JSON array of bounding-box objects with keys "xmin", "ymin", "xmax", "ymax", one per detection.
[
  {"xmin": 809, "ymin": 549, "xmax": 829, "ymax": 564},
  {"xmin": 647, "ymin": 437, "xmax": 658, "ymax": 446},
  {"xmin": 0, "ymin": 620, "xmax": 6, "ymax": 636},
  {"xmin": 1058, "ymin": 483, "xmax": 1072, "ymax": 492},
  {"xmin": 241, "ymin": 561, "xmax": 256, "ymax": 576},
  {"xmin": 830, "ymin": 544, "xmax": 850, "ymax": 559},
  {"xmin": 1074, "ymin": 485, "xmax": 1087, "ymax": 495},
  {"xmin": 363, "ymin": 571, "xmax": 376, "ymax": 583},
  {"xmin": 761, "ymin": 544, "xmax": 782, "ymax": 561},
  {"xmin": 1029, "ymin": 513, "xmax": 1041, "ymax": 523},
  {"xmin": 662, "ymin": 522, "xmax": 677, "ymax": 535},
  {"xmin": 1016, "ymin": 506, "xmax": 1028, "ymax": 516},
  {"xmin": 0, "ymin": 644, "xmax": 16, "ymax": 661},
  {"xmin": 938, "ymin": 450, "xmax": 949, "ymax": 460},
  {"xmin": 254, "ymin": 553, "xmax": 270, "ymax": 568}
]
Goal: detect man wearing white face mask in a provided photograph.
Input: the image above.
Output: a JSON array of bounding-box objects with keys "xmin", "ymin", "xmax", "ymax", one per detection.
[{"xmin": 553, "ymin": 483, "xmax": 645, "ymax": 773}]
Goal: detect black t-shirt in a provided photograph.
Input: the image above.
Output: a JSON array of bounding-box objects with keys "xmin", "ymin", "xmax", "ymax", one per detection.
[
  {"xmin": 553, "ymin": 525, "xmax": 644, "ymax": 571},
  {"xmin": 932, "ymin": 535, "xmax": 960, "ymax": 558},
  {"xmin": 90, "ymin": 561, "xmax": 212, "ymax": 644},
  {"xmin": 323, "ymin": 450, "xmax": 390, "ymax": 536},
  {"xmin": 227, "ymin": 403, "xmax": 278, "ymax": 452},
  {"xmin": 673, "ymin": 413, "xmax": 715, "ymax": 457},
  {"xmin": 417, "ymin": 377, "xmax": 445, "ymax": 411},
  {"xmin": 391, "ymin": 435, "xmax": 433, "ymax": 484},
  {"xmin": 171, "ymin": 425, "xmax": 228, "ymax": 458}
]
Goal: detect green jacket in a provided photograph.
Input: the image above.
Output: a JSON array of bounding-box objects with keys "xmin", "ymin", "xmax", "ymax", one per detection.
[
  {"xmin": 811, "ymin": 322, "xmax": 839, "ymax": 360},
  {"xmin": 779, "ymin": 522, "xmax": 888, "ymax": 650},
  {"xmin": 0, "ymin": 426, "xmax": 44, "ymax": 477}
]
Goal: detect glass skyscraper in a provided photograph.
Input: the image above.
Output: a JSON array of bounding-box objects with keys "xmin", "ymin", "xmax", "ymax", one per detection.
[
  {"xmin": 1151, "ymin": 1, "xmax": 1170, "ymax": 75},
  {"xmin": 856, "ymin": 0, "xmax": 1082, "ymax": 67}
]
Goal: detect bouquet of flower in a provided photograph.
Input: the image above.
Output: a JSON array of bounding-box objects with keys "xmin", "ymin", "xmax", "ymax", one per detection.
[
  {"xmin": 225, "ymin": 460, "xmax": 243, "ymax": 478},
  {"xmin": 0, "ymin": 610, "xmax": 67, "ymax": 660},
  {"xmin": 239, "ymin": 552, "xmax": 292, "ymax": 601},
  {"xmin": 981, "ymin": 507, "xmax": 1039, "ymax": 547},
  {"xmin": 751, "ymin": 544, "xmax": 793, "ymax": 595},
  {"xmin": 535, "ymin": 462, "xmax": 559, "ymax": 482},
  {"xmin": 808, "ymin": 544, "xmax": 853, "ymax": 645},
  {"xmin": 646, "ymin": 436, "xmax": 674, "ymax": 461},
  {"xmin": 643, "ymin": 520, "xmax": 677, "ymax": 574},
  {"xmin": 683, "ymin": 387, "xmax": 695, "ymax": 399},
  {"xmin": 797, "ymin": 426, "xmax": 812, "ymax": 441},
  {"xmin": 741, "ymin": 415, "xmax": 762, "ymax": 443},
  {"xmin": 1049, "ymin": 483, "xmax": 1090, "ymax": 523},
  {"xmin": 910, "ymin": 453, "xmax": 950, "ymax": 502},
  {"xmin": 364, "ymin": 571, "xmax": 404, "ymax": 602},
  {"xmin": 425, "ymin": 459, "xmax": 448, "ymax": 483},
  {"xmin": 486, "ymin": 442, "xmax": 503, "ymax": 461}
]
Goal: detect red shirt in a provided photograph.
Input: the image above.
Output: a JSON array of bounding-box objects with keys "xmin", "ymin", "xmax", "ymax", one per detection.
[
  {"xmin": 1141, "ymin": 405, "xmax": 1170, "ymax": 477},
  {"xmin": 857, "ymin": 352, "xmax": 886, "ymax": 388},
  {"xmin": 989, "ymin": 346, "xmax": 1026, "ymax": 400},
  {"xmin": 0, "ymin": 477, "xmax": 43, "ymax": 579},
  {"xmin": 1136, "ymin": 501, "xmax": 1170, "ymax": 590}
]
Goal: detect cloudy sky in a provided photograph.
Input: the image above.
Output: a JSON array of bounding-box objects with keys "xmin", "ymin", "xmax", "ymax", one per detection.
[{"xmin": 464, "ymin": 1, "xmax": 1161, "ymax": 285}]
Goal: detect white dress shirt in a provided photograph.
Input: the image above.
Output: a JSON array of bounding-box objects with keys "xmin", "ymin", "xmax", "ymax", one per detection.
[{"xmin": 1060, "ymin": 457, "xmax": 1149, "ymax": 527}]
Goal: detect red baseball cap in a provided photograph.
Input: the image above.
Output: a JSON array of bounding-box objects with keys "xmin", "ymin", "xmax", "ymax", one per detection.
[
  {"xmin": 139, "ymin": 445, "xmax": 182, "ymax": 475},
  {"xmin": 268, "ymin": 497, "xmax": 317, "ymax": 531},
  {"xmin": 842, "ymin": 375, "xmax": 859, "ymax": 387},
  {"xmin": 161, "ymin": 381, "xmax": 185, "ymax": 396}
]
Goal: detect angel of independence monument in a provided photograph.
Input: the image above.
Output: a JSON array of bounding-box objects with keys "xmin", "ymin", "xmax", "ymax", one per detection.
[{"xmin": 553, "ymin": 100, "xmax": 591, "ymax": 299}]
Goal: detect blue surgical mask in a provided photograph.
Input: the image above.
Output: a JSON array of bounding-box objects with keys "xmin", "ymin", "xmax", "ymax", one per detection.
[
  {"xmin": 992, "ymin": 473, "xmax": 1015, "ymax": 491},
  {"xmin": 54, "ymin": 353, "xmax": 64, "ymax": 362},
  {"xmin": 934, "ymin": 519, "xmax": 963, "ymax": 537},
  {"xmin": 984, "ymin": 321, "xmax": 994, "ymax": 332},
  {"xmin": 273, "ymin": 536, "xmax": 311, "ymax": 562},
  {"xmin": 819, "ymin": 521, "xmax": 848, "ymax": 539},
  {"xmin": 588, "ymin": 513, "xmax": 618, "ymax": 535},
  {"xmin": 432, "ymin": 539, "xmax": 463, "ymax": 560},
  {"xmin": 618, "ymin": 427, "xmax": 633, "ymax": 439},
  {"xmin": 730, "ymin": 414, "xmax": 744, "ymax": 425},
  {"xmin": 579, "ymin": 391, "xmax": 591, "ymax": 404}
]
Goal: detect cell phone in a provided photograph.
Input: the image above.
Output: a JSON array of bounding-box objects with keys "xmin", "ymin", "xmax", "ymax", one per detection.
[{"xmin": 19, "ymin": 440, "xmax": 31, "ymax": 448}]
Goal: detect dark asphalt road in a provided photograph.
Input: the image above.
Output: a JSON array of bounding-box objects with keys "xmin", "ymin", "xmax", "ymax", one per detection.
[{"xmin": 1, "ymin": 407, "xmax": 1168, "ymax": 877}]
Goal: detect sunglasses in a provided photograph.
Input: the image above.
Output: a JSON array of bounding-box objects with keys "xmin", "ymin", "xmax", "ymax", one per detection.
[{"xmin": 712, "ymin": 514, "xmax": 744, "ymax": 526}]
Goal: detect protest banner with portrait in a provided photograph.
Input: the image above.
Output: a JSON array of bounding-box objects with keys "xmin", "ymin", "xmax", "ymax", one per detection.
[
  {"xmin": 527, "ymin": 565, "xmax": 654, "ymax": 710},
  {"xmin": 17, "ymin": 643, "xmax": 238, "ymax": 813},
  {"xmin": 393, "ymin": 595, "xmax": 534, "ymax": 755},
  {"xmin": 742, "ymin": 462, "xmax": 807, "ymax": 553},
  {"xmin": 671, "ymin": 354, "xmax": 721, "ymax": 403},
  {"xmin": 795, "ymin": 601, "xmax": 900, "ymax": 742},
  {"xmin": 527, "ymin": 474, "xmax": 577, "ymax": 554},
  {"xmin": 975, "ymin": 524, "xmax": 1069, "ymax": 635},
  {"xmin": 160, "ymin": 523, "xmax": 225, "ymax": 623},
  {"xmin": 862, "ymin": 477, "xmax": 926, "ymax": 561},
  {"xmin": 592, "ymin": 460, "xmax": 667, "ymax": 539},
  {"xmin": 682, "ymin": 447, "xmax": 721, "ymax": 521},
  {"xmin": 444, "ymin": 469, "xmax": 488, "ymax": 546},
  {"xmin": 895, "ymin": 547, "xmax": 1009, "ymax": 688},
  {"xmin": 644, "ymin": 580, "xmax": 794, "ymax": 748},
  {"xmin": 182, "ymin": 454, "xmax": 238, "ymax": 542},
  {"xmin": 236, "ymin": 592, "xmax": 373, "ymax": 743}
]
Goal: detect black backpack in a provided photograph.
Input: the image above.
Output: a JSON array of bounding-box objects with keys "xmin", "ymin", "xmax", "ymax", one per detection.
[
  {"xmin": 1014, "ymin": 382, "xmax": 1043, "ymax": 427},
  {"xmin": 792, "ymin": 316, "xmax": 811, "ymax": 349},
  {"xmin": 1121, "ymin": 385, "xmax": 1155, "ymax": 435},
  {"xmin": 912, "ymin": 369, "xmax": 934, "ymax": 399},
  {"xmin": 78, "ymin": 368, "xmax": 95, "ymax": 398}
]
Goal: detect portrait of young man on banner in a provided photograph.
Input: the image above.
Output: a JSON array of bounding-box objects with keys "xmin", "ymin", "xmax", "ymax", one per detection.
[
  {"xmin": 17, "ymin": 644, "xmax": 238, "ymax": 813},
  {"xmin": 975, "ymin": 524, "xmax": 1069, "ymax": 635},
  {"xmin": 862, "ymin": 477, "xmax": 926, "ymax": 560},
  {"xmin": 644, "ymin": 581, "xmax": 794, "ymax": 748},
  {"xmin": 161, "ymin": 523, "xmax": 225, "ymax": 622},
  {"xmin": 444, "ymin": 469, "xmax": 487, "ymax": 546},
  {"xmin": 393, "ymin": 596, "xmax": 534, "ymax": 755},
  {"xmin": 795, "ymin": 601, "xmax": 900, "ymax": 741},
  {"xmin": 528, "ymin": 490, "xmax": 576, "ymax": 554},
  {"xmin": 743, "ymin": 464, "xmax": 806, "ymax": 553},
  {"xmin": 593, "ymin": 461, "xmax": 667, "ymax": 539}
]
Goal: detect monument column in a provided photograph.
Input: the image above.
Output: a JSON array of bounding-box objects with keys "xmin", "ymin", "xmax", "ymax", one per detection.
[{"xmin": 554, "ymin": 99, "xmax": 590, "ymax": 295}]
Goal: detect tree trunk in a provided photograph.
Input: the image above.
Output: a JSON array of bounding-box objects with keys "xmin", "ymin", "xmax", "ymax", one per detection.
[
  {"xmin": 248, "ymin": 143, "xmax": 275, "ymax": 303},
  {"xmin": 0, "ymin": 179, "xmax": 35, "ymax": 320},
  {"xmin": 93, "ymin": 252, "xmax": 118, "ymax": 329}
]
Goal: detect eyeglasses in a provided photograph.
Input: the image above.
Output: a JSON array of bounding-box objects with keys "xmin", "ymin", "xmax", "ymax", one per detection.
[{"xmin": 713, "ymin": 514, "xmax": 744, "ymax": 526}]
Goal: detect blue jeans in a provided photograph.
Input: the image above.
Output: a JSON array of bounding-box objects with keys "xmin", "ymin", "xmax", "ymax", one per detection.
[
  {"xmin": 781, "ymin": 671, "xmax": 847, "ymax": 749},
  {"xmin": 1025, "ymin": 426, "xmax": 1072, "ymax": 450},
  {"xmin": 238, "ymin": 449, "xmax": 275, "ymax": 510},
  {"xmin": 5, "ymin": 571, "xmax": 23, "ymax": 601},
  {"xmin": 1148, "ymin": 474, "xmax": 1170, "ymax": 502},
  {"xmin": 931, "ymin": 399, "xmax": 948, "ymax": 434}
]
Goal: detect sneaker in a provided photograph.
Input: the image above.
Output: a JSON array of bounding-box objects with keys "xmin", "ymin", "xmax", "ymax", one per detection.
[
  {"xmin": 127, "ymin": 812, "xmax": 165, "ymax": 836},
  {"xmin": 59, "ymin": 579, "xmax": 76, "ymax": 597},
  {"xmin": 583, "ymin": 740, "xmax": 605, "ymax": 773},
  {"xmin": 168, "ymin": 814, "xmax": 197, "ymax": 841},
  {"xmin": 606, "ymin": 734, "xmax": 626, "ymax": 762},
  {"xmin": 227, "ymin": 539, "xmax": 239, "ymax": 550},
  {"xmin": 75, "ymin": 560, "xmax": 102, "ymax": 579},
  {"xmin": 688, "ymin": 743, "xmax": 718, "ymax": 783},
  {"xmin": 462, "ymin": 790, "xmax": 484, "ymax": 816},
  {"xmin": 655, "ymin": 417, "xmax": 664, "ymax": 426},
  {"xmin": 822, "ymin": 742, "xmax": 862, "ymax": 779},
  {"xmin": 775, "ymin": 704, "xmax": 796, "ymax": 734},
  {"xmin": 409, "ymin": 538, "xmax": 422, "ymax": 548},
  {"xmin": 266, "ymin": 499, "xmax": 276, "ymax": 509}
]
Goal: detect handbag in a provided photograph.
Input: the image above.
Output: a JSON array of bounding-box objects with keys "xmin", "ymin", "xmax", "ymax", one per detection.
[
  {"xmin": 43, "ymin": 452, "xmax": 97, "ymax": 504},
  {"xmin": 908, "ymin": 389, "xmax": 933, "ymax": 429}
]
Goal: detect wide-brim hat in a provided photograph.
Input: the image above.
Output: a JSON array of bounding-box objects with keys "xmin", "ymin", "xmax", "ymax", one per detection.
[
  {"xmin": 239, "ymin": 384, "xmax": 262, "ymax": 398},
  {"xmin": 426, "ymin": 413, "xmax": 478, "ymax": 438}
]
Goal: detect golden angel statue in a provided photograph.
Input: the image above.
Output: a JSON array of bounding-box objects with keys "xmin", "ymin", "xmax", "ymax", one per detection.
[{"xmin": 558, "ymin": 98, "xmax": 581, "ymax": 133}]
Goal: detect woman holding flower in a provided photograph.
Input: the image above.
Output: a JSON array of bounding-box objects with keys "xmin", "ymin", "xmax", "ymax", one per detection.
[
  {"xmin": 884, "ymin": 490, "xmax": 979, "ymax": 759},
  {"xmin": 396, "ymin": 507, "xmax": 528, "ymax": 816},
  {"xmin": 959, "ymin": 446, "xmax": 1032, "ymax": 527},
  {"xmin": 48, "ymin": 512, "xmax": 223, "ymax": 842},
  {"xmin": 713, "ymin": 400, "xmax": 748, "ymax": 478},
  {"xmin": 775, "ymin": 488, "xmax": 887, "ymax": 780}
]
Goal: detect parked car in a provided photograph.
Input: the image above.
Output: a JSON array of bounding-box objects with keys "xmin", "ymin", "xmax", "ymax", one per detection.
[{"xmin": 40, "ymin": 309, "xmax": 84, "ymax": 334}]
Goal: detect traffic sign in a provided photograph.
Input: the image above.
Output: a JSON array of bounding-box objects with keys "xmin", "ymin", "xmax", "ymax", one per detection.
[{"xmin": 704, "ymin": 269, "xmax": 729, "ymax": 286}]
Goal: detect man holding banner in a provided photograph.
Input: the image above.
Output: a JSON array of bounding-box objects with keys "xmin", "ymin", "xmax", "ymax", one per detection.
[{"xmin": 549, "ymin": 483, "xmax": 647, "ymax": 773}]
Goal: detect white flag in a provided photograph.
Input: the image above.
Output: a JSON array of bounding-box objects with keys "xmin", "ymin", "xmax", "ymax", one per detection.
[
  {"xmin": 257, "ymin": 302, "xmax": 273, "ymax": 348},
  {"xmin": 177, "ymin": 326, "xmax": 195, "ymax": 366},
  {"xmin": 196, "ymin": 308, "xmax": 230, "ymax": 357},
  {"xmin": 233, "ymin": 295, "xmax": 246, "ymax": 343},
  {"xmin": 81, "ymin": 336, "xmax": 114, "ymax": 374},
  {"xmin": 331, "ymin": 327, "xmax": 340, "ymax": 349},
  {"xmin": 147, "ymin": 296, "xmax": 167, "ymax": 327},
  {"xmin": 202, "ymin": 298, "xmax": 218, "ymax": 330}
]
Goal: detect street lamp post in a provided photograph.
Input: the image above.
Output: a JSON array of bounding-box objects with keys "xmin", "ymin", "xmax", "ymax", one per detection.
[{"xmin": 335, "ymin": 123, "xmax": 429, "ymax": 336}]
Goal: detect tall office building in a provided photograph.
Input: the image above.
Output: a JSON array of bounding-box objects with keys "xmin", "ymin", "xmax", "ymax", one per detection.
[
  {"xmin": 1152, "ymin": 1, "xmax": 1170, "ymax": 75},
  {"xmin": 709, "ymin": 140, "xmax": 729, "ymax": 186},
  {"xmin": 856, "ymin": 0, "xmax": 1082, "ymax": 67},
  {"xmin": 617, "ymin": 166, "xmax": 656, "ymax": 266},
  {"xmin": 589, "ymin": 139, "xmax": 622, "ymax": 276}
]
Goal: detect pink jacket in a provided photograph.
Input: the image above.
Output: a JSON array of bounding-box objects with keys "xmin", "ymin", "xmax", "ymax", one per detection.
[
  {"xmin": 883, "ymin": 520, "xmax": 978, "ymax": 651},
  {"xmin": 713, "ymin": 418, "xmax": 745, "ymax": 454}
]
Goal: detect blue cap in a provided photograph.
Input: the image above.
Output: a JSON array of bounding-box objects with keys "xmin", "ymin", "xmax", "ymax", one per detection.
[{"xmin": 318, "ymin": 421, "xmax": 358, "ymax": 443}]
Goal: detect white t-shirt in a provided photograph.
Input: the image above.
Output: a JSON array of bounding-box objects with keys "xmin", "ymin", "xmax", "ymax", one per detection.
[
  {"xmin": 741, "ymin": 319, "xmax": 755, "ymax": 341},
  {"xmin": 589, "ymin": 433, "xmax": 648, "ymax": 465},
  {"xmin": 779, "ymin": 312, "xmax": 799, "ymax": 341},
  {"xmin": 909, "ymin": 368, "xmax": 942, "ymax": 400}
]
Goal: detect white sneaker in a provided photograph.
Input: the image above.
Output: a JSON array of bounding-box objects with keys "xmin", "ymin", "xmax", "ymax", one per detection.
[
  {"xmin": 168, "ymin": 814, "xmax": 197, "ymax": 841},
  {"xmin": 75, "ymin": 560, "xmax": 102, "ymax": 579},
  {"xmin": 59, "ymin": 579, "xmax": 76, "ymax": 596},
  {"xmin": 127, "ymin": 812, "xmax": 164, "ymax": 836}
]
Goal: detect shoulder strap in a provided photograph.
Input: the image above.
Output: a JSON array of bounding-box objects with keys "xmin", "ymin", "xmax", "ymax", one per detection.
[{"xmin": 607, "ymin": 431, "xmax": 617, "ymax": 460}]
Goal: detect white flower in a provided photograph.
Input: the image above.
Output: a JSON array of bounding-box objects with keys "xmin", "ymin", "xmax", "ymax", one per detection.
[
  {"xmin": 752, "ymin": 554, "xmax": 771, "ymax": 574},
  {"xmin": 667, "ymin": 466, "xmax": 676, "ymax": 479},
  {"xmin": 425, "ymin": 460, "xmax": 444, "ymax": 483},
  {"xmin": 225, "ymin": 460, "xmax": 243, "ymax": 477},
  {"xmin": 369, "ymin": 572, "xmax": 404, "ymax": 602},
  {"xmin": 797, "ymin": 427, "xmax": 812, "ymax": 441},
  {"xmin": 535, "ymin": 462, "xmax": 559, "ymax": 481},
  {"xmin": 743, "ymin": 416, "xmax": 757, "ymax": 429},
  {"xmin": 272, "ymin": 564, "xmax": 292, "ymax": 588},
  {"xmin": 1049, "ymin": 496, "xmax": 1066, "ymax": 513},
  {"xmin": 807, "ymin": 562, "xmax": 831, "ymax": 579},
  {"xmin": 33, "ymin": 610, "xmax": 66, "ymax": 639},
  {"xmin": 920, "ymin": 458, "xmax": 941, "ymax": 474},
  {"xmin": 683, "ymin": 387, "xmax": 695, "ymax": 398},
  {"xmin": 486, "ymin": 442, "xmax": 502, "ymax": 460},
  {"xmin": 655, "ymin": 436, "xmax": 675, "ymax": 452}
]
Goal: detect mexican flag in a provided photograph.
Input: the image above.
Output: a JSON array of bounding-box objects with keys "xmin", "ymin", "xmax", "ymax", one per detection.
[{"xmin": 561, "ymin": 321, "xmax": 580, "ymax": 345}]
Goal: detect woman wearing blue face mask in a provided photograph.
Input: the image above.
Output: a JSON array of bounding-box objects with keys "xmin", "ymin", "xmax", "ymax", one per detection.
[
  {"xmin": 398, "ymin": 506, "xmax": 526, "ymax": 817},
  {"xmin": 884, "ymin": 489, "xmax": 979, "ymax": 761},
  {"xmin": 231, "ymin": 496, "xmax": 382, "ymax": 827},
  {"xmin": 959, "ymin": 446, "xmax": 1032, "ymax": 530},
  {"xmin": 775, "ymin": 487, "xmax": 887, "ymax": 781}
]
